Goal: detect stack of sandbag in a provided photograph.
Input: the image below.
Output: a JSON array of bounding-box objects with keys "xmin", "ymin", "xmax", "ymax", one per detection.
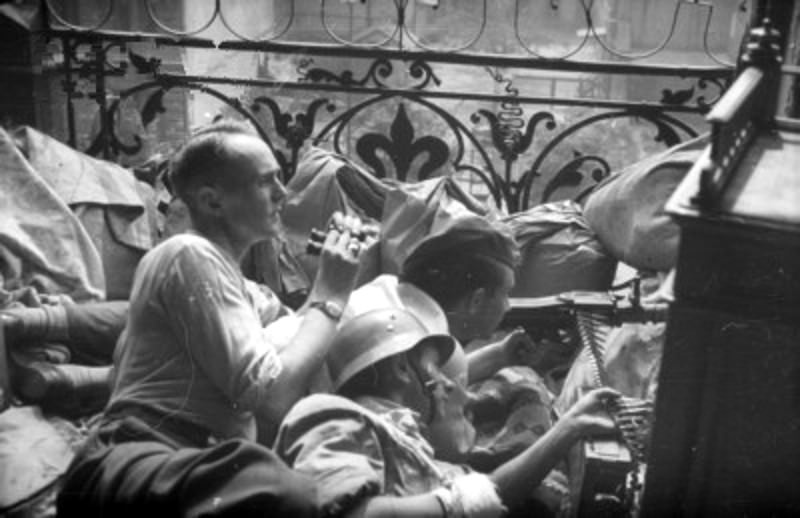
[
  {"xmin": 503, "ymin": 200, "xmax": 617, "ymax": 297},
  {"xmin": 9, "ymin": 126, "xmax": 160, "ymax": 300},
  {"xmin": 581, "ymin": 135, "xmax": 708, "ymax": 271}
]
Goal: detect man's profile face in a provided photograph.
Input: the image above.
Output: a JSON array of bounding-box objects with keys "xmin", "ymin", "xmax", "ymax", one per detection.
[
  {"xmin": 220, "ymin": 134, "xmax": 286, "ymax": 242},
  {"xmin": 471, "ymin": 263, "xmax": 515, "ymax": 339}
]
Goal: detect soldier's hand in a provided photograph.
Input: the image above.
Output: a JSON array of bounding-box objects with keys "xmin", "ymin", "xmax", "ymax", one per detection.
[
  {"xmin": 500, "ymin": 327, "xmax": 541, "ymax": 368},
  {"xmin": 562, "ymin": 387, "xmax": 620, "ymax": 437}
]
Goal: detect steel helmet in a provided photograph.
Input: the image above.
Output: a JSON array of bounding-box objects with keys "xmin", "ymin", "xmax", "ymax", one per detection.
[{"xmin": 328, "ymin": 308, "xmax": 456, "ymax": 392}]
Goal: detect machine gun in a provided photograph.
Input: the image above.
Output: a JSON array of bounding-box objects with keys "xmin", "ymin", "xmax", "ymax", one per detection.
[
  {"xmin": 501, "ymin": 286, "xmax": 669, "ymax": 340},
  {"xmin": 501, "ymin": 284, "xmax": 668, "ymax": 518}
]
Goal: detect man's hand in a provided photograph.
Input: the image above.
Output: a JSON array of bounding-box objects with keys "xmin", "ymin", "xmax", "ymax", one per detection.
[
  {"xmin": 561, "ymin": 387, "xmax": 620, "ymax": 438},
  {"xmin": 499, "ymin": 327, "xmax": 540, "ymax": 368},
  {"xmin": 309, "ymin": 212, "xmax": 368, "ymax": 306}
]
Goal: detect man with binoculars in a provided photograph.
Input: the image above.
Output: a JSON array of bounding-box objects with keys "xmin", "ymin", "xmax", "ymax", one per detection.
[{"xmin": 55, "ymin": 120, "xmax": 366, "ymax": 517}]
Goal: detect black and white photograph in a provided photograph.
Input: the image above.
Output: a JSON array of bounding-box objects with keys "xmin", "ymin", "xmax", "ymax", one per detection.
[{"xmin": 0, "ymin": 1, "xmax": 797, "ymax": 516}]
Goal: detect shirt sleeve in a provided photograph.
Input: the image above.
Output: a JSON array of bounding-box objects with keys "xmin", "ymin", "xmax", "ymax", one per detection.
[
  {"xmin": 161, "ymin": 243, "xmax": 283, "ymax": 412},
  {"xmin": 275, "ymin": 396, "xmax": 385, "ymax": 517},
  {"xmin": 244, "ymin": 279, "xmax": 291, "ymax": 325}
]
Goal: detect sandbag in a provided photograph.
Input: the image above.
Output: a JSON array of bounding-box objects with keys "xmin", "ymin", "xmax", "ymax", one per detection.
[
  {"xmin": 504, "ymin": 201, "xmax": 616, "ymax": 297},
  {"xmin": 582, "ymin": 135, "xmax": 708, "ymax": 271}
]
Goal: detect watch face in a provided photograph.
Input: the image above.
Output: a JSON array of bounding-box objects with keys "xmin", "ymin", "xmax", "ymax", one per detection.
[
  {"xmin": 313, "ymin": 300, "xmax": 342, "ymax": 320},
  {"xmin": 325, "ymin": 301, "xmax": 344, "ymax": 319}
]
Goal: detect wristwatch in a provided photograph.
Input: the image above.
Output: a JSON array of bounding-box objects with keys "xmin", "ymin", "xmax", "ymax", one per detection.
[{"xmin": 309, "ymin": 300, "xmax": 344, "ymax": 322}]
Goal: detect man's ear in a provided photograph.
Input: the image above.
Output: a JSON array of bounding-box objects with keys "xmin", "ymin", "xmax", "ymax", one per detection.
[{"xmin": 195, "ymin": 185, "xmax": 223, "ymax": 214}]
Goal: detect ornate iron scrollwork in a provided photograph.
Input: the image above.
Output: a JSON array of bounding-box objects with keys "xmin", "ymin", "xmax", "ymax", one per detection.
[
  {"xmin": 660, "ymin": 77, "xmax": 729, "ymax": 112},
  {"xmin": 299, "ymin": 57, "xmax": 440, "ymax": 90},
  {"xmin": 660, "ymin": 86, "xmax": 696, "ymax": 107},
  {"xmin": 696, "ymin": 77, "xmax": 729, "ymax": 111},
  {"xmin": 541, "ymin": 153, "xmax": 611, "ymax": 203},
  {"xmin": 473, "ymin": 110, "xmax": 556, "ymax": 163},
  {"xmin": 84, "ymin": 97, "xmax": 144, "ymax": 157},
  {"xmin": 44, "ymin": 0, "xmax": 738, "ymax": 213},
  {"xmin": 128, "ymin": 51, "xmax": 162, "ymax": 76},
  {"xmin": 252, "ymin": 97, "xmax": 337, "ymax": 180},
  {"xmin": 40, "ymin": 0, "xmax": 749, "ymax": 71},
  {"xmin": 356, "ymin": 103, "xmax": 449, "ymax": 181},
  {"xmin": 519, "ymin": 110, "xmax": 698, "ymax": 209}
]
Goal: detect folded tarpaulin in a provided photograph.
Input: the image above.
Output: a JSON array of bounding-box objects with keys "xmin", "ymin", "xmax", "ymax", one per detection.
[
  {"xmin": 0, "ymin": 127, "xmax": 105, "ymax": 300},
  {"xmin": 12, "ymin": 126, "xmax": 158, "ymax": 299},
  {"xmin": 0, "ymin": 406, "xmax": 78, "ymax": 512},
  {"xmin": 14, "ymin": 126, "xmax": 155, "ymax": 252}
]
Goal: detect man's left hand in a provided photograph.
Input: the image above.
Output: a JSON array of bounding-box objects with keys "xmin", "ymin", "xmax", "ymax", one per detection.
[{"xmin": 499, "ymin": 327, "xmax": 541, "ymax": 368}]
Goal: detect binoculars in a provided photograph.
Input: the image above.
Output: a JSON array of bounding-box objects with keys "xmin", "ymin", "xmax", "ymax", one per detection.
[{"xmin": 306, "ymin": 222, "xmax": 379, "ymax": 256}]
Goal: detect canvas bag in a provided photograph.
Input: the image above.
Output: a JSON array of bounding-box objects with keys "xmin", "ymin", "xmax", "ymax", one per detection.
[
  {"xmin": 582, "ymin": 135, "xmax": 708, "ymax": 271},
  {"xmin": 379, "ymin": 176, "xmax": 494, "ymax": 275},
  {"xmin": 277, "ymin": 147, "xmax": 388, "ymax": 294}
]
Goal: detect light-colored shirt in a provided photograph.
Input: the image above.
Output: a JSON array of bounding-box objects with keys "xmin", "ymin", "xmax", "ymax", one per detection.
[
  {"xmin": 107, "ymin": 233, "xmax": 285, "ymax": 442},
  {"xmin": 275, "ymin": 393, "xmax": 468, "ymax": 516}
]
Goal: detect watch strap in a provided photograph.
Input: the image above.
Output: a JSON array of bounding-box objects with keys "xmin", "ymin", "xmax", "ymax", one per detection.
[{"xmin": 309, "ymin": 300, "xmax": 343, "ymax": 321}]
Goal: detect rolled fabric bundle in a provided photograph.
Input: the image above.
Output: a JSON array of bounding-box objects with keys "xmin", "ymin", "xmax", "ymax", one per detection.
[{"xmin": 504, "ymin": 200, "xmax": 616, "ymax": 297}]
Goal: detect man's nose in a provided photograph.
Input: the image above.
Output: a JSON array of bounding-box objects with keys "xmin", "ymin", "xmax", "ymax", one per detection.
[{"xmin": 273, "ymin": 180, "xmax": 288, "ymax": 204}]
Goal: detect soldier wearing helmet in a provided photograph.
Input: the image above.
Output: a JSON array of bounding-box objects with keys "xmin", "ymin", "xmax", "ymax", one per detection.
[
  {"xmin": 344, "ymin": 214, "xmax": 541, "ymax": 386},
  {"xmin": 276, "ymin": 308, "xmax": 619, "ymax": 518}
]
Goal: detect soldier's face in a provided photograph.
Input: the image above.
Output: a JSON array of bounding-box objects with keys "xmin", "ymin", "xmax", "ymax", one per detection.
[{"xmin": 470, "ymin": 263, "xmax": 515, "ymax": 339}]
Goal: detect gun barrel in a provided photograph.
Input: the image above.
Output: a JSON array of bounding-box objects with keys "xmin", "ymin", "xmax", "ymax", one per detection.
[{"xmin": 501, "ymin": 292, "xmax": 669, "ymax": 334}]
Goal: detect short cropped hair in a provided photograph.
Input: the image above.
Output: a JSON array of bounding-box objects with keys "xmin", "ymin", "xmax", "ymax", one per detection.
[
  {"xmin": 399, "ymin": 216, "xmax": 519, "ymax": 310},
  {"xmin": 169, "ymin": 119, "xmax": 259, "ymax": 203},
  {"xmin": 400, "ymin": 253, "xmax": 512, "ymax": 311}
]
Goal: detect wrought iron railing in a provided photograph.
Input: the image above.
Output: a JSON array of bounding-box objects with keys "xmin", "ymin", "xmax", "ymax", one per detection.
[{"xmin": 39, "ymin": 0, "xmax": 742, "ymax": 212}]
